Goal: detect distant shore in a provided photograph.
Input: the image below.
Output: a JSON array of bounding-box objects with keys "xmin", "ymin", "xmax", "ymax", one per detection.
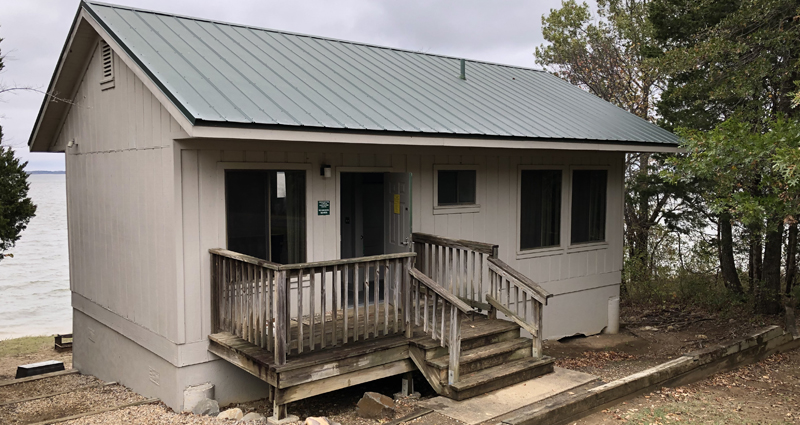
[{"xmin": 27, "ymin": 171, "xmax": 65, "ymax": 174}]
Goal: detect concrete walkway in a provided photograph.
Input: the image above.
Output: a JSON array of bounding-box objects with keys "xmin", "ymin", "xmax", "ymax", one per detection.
[{"xmin": 419, "ymin": 367, "xmax": 598, "ymax": 425}]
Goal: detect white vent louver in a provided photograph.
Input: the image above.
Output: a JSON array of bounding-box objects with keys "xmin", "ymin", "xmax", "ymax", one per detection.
[{"xmin": 100, "ymin": 40, "xmax": 115, "ymax": 90}]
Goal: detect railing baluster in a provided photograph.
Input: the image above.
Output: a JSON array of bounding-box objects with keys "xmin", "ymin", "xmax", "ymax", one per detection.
[
  {"xmin": 354, "ymin": 263, "xmax": 359, "ymax": 342},
  {"xmin": 321, "ymin": 266, "xmax": 327, "ymax": 349},
  {"xmin": 268, "ymin": 269, "xmax": 274, "ymax": 352},
  {"xmin": 298, "ymin": 268, "xmax": 304, "ymax": 354},
  {"xmin": 439, "ymin": 298, "xmax": 446, "ymax": 348},
  {"xmin": 344, "ymin": 264, "xmax": 349, "ymax": 344},
  {"xmin": 393, "ymin": 259, "xmax": 400, "ymax": 334},
  {"xmin": 332, "ymin": 266, "xmax": 338, "ymax": 346},
  {"xmin": 373, "ymin": 261, "xmax": 379, "ymax": 338},
  {"xmin": 310, "ymin": 268, "xmax": 316, "ymax": 351},
  {"xmin": 364, "ymin": 263, "xmax": 370, "ymax": 339}
]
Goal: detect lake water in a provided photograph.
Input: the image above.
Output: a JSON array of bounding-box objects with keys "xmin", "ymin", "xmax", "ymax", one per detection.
[{"xmin": 0, "ymin": 174, "xmax": 71, "ymax": 340}]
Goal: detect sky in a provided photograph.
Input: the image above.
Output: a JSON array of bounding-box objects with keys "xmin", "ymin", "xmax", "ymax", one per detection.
[{"xmin": 1, "ymin": 0, "xmax": 568, "ymax": 171}]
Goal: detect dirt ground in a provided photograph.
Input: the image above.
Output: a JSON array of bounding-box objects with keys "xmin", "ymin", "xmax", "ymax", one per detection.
[{"xmin": 0, "ymin": 304, "xmax": 796, "ymax": 424}]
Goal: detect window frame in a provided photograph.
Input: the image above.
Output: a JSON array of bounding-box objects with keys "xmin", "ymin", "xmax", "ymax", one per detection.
[
  {"xmin": 567, "ymin": 165, "xmax": 610, "ymax": 250},
  {"xmin": 433, "ymin": 164, "xmax": 481, "ymax": 215},
  {"xmin": 217, "ymin": 162, "xmax": 312, "ymax": 264},
  {"xmin": 516, "ymin": 165, "xmax": 568, "ymax": 259}
]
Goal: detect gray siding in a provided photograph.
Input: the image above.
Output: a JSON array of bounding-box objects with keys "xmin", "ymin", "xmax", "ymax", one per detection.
[
  {"xmin": 179, "ymin": 141, "xmax": 623, "ymax": 340},
  {"xmin": 58, "ymin": 41, "xmax": 187, "ymax": 343}
]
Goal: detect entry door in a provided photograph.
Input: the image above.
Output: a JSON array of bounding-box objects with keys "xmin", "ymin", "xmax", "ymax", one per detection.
[{"xmin": 384, "ymin": 172, "xmax": 412, "ymax": 254}]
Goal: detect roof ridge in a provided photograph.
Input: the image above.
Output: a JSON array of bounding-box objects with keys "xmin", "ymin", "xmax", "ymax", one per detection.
[{"xmin": 83, "ymin": 0, "xmax": 549, "ymax": 74}]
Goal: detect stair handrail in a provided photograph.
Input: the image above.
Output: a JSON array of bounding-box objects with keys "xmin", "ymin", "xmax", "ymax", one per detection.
[
  {"xmin": 407, "ymin": 266, "xmax": 476, "ymax": 385},
  {"xmin": 486, "ymin": 257, "xmax": 551, "ymax": 359},
  {"xmin": 486, "ymin": 257, "xmax": 551, "ymax": 304}
]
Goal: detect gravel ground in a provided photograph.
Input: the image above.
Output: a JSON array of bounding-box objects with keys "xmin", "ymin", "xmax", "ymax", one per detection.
[
  {"xmin": 0, "ymin": 373, "xmax": 99, "ymax": 402},
  {"xmin": 0, "ymin": 383, "xmax": 146, "ymax": 424},
  {"xmin": 63, "ymin": 404, "xmax": 226, "ymax": 425}
]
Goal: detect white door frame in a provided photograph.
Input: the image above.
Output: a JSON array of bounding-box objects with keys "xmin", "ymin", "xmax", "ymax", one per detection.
[{"xmin": 335, "ymin": 166, "xmax": 396, "ymax": 260}]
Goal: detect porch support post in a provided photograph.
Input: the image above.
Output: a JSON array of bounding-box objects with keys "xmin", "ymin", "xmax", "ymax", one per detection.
[
  {"xmin": 268, "ymin": 389, "xmax": 298, "ymax": 425},
  {"xmin": 275, "ymin": 270, "xmax": 287, "ymax": 365},
  {"xmin": 395, "ymin": 371, "xmax": 416, "ymax": 399}
]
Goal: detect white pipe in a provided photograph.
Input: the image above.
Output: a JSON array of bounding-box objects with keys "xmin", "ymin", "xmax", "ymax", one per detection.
[{"xmin": 605, "ymin": 295, "xmax": 620, "ymax": 334}]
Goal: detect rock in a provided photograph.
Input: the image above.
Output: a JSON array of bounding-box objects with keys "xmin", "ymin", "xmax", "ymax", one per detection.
[
  {"xmin": 666, "ymin": 325, "xmax": 674, "ymax": 331},
  {"xmin": 218, "ymin": 407, "xmax": 244, "ymax": 420},
  {"xmin": 356, "ymin": 392, "xmax": 396, "ymax": 419},
  {"xmin": 695, "ymin": 334, "xmax": 708, "ymax": 340},
  {"xmin": 304, "ymin": 417, "xmax": 341, "ymax": 425},
  {"xmin": 640, "ymin": 326, "xmax": 658, "ymax": 331},
  {"xmin": 192, "ymin": 398, "xmax": 219, "ymax": 416},
  {"xmin": 239, "ymin": 412, "xmax": 266, "ymax": 423}
]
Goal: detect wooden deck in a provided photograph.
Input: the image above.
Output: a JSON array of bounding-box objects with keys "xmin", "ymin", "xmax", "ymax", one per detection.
[
  {"xmin": 209, "ymin": 314, "xmax": 554, "ymax": 406},
  {"xmin": 209, "ymin": 233, "xmax": 553, "ymax": 421}
]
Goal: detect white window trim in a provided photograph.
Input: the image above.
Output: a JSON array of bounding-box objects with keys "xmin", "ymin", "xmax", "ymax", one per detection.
[
  {"xmin": 216, "ymin": 162, "xmax": 313, "ymax": 263},
  {"xmin": 567, "ymin": 165, "xmax": 611, "ymax": 250},
  {"xmin": 516, "ymin": 165, "xmax": 568, "ymax": 259},
  {"xmin": 433, "ymin": 164, "xmax": 481, "ymax": 215}
]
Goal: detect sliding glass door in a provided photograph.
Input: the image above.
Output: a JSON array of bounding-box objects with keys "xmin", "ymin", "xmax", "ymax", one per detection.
[{"xmin": 225, "ymin": 170, "xmax": 306, "ymax": 264}]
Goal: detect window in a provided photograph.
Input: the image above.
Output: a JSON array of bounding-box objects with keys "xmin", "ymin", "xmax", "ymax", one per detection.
[
  {"xmin": 520, "ymin": 170, "xmax": 562, "ymax": 250},
  {"xmin": 571, "ymin": 169, "xmax": 607, "ymax": 244},
  {"xmin": 225, "ymin": 170, "xmax": 306, "ymax": 264},
  {"xmin": 437, "ymin": 170, "xmax": 476, "ymax": 206},
  {"xmin": 99, "ymin": 40, "xmax": 115, "ymax": 90}
]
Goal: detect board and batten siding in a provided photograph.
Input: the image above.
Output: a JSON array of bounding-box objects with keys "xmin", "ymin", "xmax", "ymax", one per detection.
[
  {"xmin": 179, "ymin": 140, "xmax": 623, "ymax": 341},
  {"xmin": 56, "ymin": 41, "xmax": 187, "ymax": 344}
]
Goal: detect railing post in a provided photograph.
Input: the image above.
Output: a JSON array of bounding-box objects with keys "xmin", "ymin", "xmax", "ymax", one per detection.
[
  {"xmin": 211, "ymin": 254, "xmax": 219, "ymax": 333},
  {"xmin": 533, "ymin": 300, "xmax": 543, "ymax": 359},
  {"xmin": 448, "ymin": 306, "xmax": 462, "ymax": 385},
  {"xmin": 274, "ymin": 270, "xmax": 287, "ymax": 366},
  {"xmin": 405, "ymin": 257, "xmax": 413, "ymax": 339}
]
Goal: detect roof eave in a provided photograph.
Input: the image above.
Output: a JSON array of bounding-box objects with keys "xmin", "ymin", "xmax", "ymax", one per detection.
[
  {"xmin": 188, "ymin": 120, "xmax": 681, "ymax": 153},
  {"xmin": 28, "ymin": 4, "xmax": 94, "ymax": 152}
]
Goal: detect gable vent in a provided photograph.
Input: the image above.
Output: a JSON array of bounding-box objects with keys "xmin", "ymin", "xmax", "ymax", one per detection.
[{"xmin": 100, "ymin": 40, "xmax": 115, "ymax": 90}]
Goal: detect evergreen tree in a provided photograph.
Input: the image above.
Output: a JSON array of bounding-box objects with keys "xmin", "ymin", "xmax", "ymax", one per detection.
[{"xmin": 0, "ymin": 38, "xmax": 37, "ymax": 259}]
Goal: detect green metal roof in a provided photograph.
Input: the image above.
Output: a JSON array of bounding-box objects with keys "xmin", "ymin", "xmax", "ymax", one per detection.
[{"xmin": 83, "ymin": 1, "xmax": 679, "ymax": 146}]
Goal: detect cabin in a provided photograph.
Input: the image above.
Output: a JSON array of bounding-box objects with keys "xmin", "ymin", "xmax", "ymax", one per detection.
[{"xmin": 29, "ymin": 1, "xmax": 679, "ymax": 422}]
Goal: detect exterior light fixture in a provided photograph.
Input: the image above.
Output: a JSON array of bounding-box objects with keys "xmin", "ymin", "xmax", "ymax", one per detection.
[{"xmin": 320, "ymin": 165, "xmax": 332, "ymax": 178}]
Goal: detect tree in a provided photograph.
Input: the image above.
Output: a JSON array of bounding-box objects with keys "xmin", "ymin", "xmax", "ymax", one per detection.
[
  {"xmin": 535, "ymin": 0, "xmax": 687, "ymax": 288},
  {"xmin": 0, "ymin": 38, "xmax": 36, "ymax": 259},
  {"xmin": 673, "ymin": 117, "xmax": 800, "ymax": 313},
  {"xmin": 651, "ymin": 0, "xmax": 800, "ymax": 313}
]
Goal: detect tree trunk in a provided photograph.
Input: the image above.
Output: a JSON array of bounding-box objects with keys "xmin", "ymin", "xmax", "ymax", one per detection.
[
  {"xmin": 786, "ymin": 221, "xmax": 798, "ymax": 296},
  {"xmin": 718, "ymin": 212, "xmax": 744, "ymax": 295},
  {"xmin": 759, "ymin": 217, "xmax": 784, "ymax": 315},
  {"xmin": 748, "ymin": 225, "xmax": 763, "ymax": 295}
]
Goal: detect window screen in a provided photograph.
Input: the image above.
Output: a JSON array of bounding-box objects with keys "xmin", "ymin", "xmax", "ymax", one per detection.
[
  {"xmin": 437, "ymin": 170, "xmax": 476, "ymax": 206},
  {"xmin": 225, "ymin": 170, "xmax": 306, "ymax": 264},
  {"xmin": 571, "ymin": 169, "xmax": 607, "ymax": 244},
  {"xmin": 520, "ymin": 170, "xmax": 562, "ymax": 250}
]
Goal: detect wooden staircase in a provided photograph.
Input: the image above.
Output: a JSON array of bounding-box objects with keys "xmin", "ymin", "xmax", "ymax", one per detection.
[{"xmin": 409, "ymin": 315, "xmax": 554, "ymax": 400}]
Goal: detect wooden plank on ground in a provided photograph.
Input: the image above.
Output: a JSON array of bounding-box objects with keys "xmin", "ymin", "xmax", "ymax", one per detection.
[
  {"xmin": 28, "ymin": 397, "xmax": 159, "ymax": 425},
  {"xmin": 0, "ymin": 369, "xmax": 79, "ymax": 387}
]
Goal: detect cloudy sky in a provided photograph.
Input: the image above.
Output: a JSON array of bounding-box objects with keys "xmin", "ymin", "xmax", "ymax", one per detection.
[{"xmin": 2, "ymin": 0, "xmax": 570, "ymax": 170}]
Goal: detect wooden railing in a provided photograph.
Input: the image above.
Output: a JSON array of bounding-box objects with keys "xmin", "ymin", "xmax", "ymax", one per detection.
[
  {"xmin": 486, "ymin": 257, "xmax": 551, "ymax": 359},
  {"xmin": 210, "ymin": 249, "xmax": 416, "ymax": 365},
  {"xmin": 408, "ymin": 267, "xmax": 475, "ymax": 385},
  {"xmin": 412, "ymin": 233, "xmax": 498, "ymax": 311}
]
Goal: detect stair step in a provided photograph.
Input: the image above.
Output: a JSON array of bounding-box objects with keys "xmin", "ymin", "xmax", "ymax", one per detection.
[
  {"xmin": 448, "ymin": 356, "xmax": 555, "ymax": 400},
  {"xmin": 412, "ymin": 317, "xmax": 521, "ymax": 354},
  {"xmin": 428, "ymin": 337, "xmax": 531, "ymax": 376}
]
